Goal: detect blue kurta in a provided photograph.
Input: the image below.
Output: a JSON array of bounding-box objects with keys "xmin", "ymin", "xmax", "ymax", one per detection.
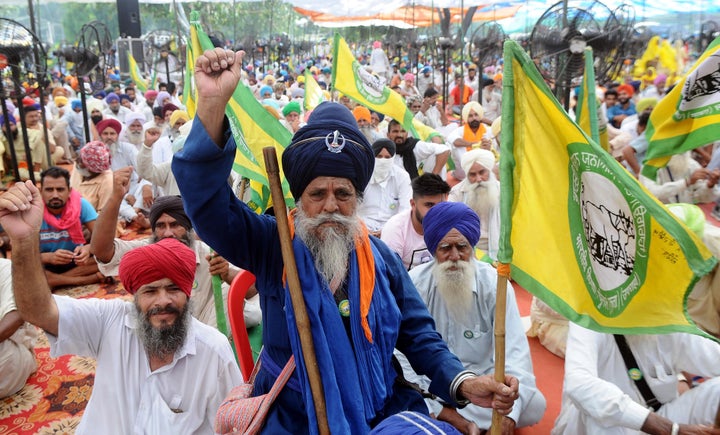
[{"xmin": 172, "ymin": 120, "xmax": 467, "ymax": 433}]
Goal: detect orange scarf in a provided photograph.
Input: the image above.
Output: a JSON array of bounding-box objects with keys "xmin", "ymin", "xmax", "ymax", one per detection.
[
  {"xmin": 463, "ymin": 123, "xmax": 487, "ymax": 151},
  {"xmin": 286, "ymin": 210, "xmax": 376, "ymax": 342}
]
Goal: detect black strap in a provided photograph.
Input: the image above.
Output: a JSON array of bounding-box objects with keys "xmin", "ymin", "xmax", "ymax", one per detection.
[{"xmin": 613, "ymin": 334, "xmax": 662, "ymax": 411}]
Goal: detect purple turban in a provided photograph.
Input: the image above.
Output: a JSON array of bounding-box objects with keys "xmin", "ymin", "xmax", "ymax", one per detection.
[
  {"xmin": 422, "ymin": 202, "xmax": 481, "ymax": 255},
  {"xmin": 282, "ymin": 101, "xmax": 374, "ymax": 199},
  {"xmin": 105, "ymin": 92, "xmax": 120, "ymax": 104}
]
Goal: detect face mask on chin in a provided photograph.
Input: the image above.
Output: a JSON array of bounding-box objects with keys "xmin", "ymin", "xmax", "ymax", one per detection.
[{"xmin": 372, "ymin": 157, "xmax": 394, "ymax": 183}]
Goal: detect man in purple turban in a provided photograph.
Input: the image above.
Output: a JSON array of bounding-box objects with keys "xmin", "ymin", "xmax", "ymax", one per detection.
[
  {"xmin": 406, "ymin": 201, "xmax": 546, "ymax": 434},
  {"xmin": 171, "ymin": 47, "xmax": 520, "ymax": 433}
]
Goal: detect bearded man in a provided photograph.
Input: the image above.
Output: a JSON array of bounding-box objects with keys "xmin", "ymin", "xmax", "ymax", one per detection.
[
  {"xmin": 102, "ymin": 92, "xmax": 132, "ymax": 123},
  {"xmin": 120, "ymin": 112, "xmax": 146, "ymax": 149},
  {"xmin": 354, "ymin": 105, "xmax": 383, "ymax": 145},
  {"xmin": 448, "ymin": 149, "xmax": 500, "ymax": 259},
  {"xmin": 171, "ymin": 47, "xmax": 520, "ymax": 433},
  {"xmin": 0, "ymin": 186, "xmax": 242, "ymax": 434},
  {"xmin": 405, "ymin": 202, "xmax": 546, "ymax": 435},
  {"xmin": 447, "ymin": 102, "xmax": 493, "ymax": 180},
  {"xmin": 640, "ymin": 151, "xmax": 720, "ymax": 205}
]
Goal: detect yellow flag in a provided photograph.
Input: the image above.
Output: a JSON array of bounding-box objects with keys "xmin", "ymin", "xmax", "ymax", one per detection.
[
  {"xmin": 499, "ymin": 40, "xmax": 717, "ymax": 336},
  {"xmin": 128, "ymin": 53, "xmax": 148, "ymax": 93},
  {"xmin": 642, "ymin": 36, "xmax": 720, "ymax": 179}
]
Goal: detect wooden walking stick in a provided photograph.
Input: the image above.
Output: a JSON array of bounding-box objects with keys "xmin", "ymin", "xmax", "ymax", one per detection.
[
  {"xmin": 490, "ymin": 263, "xmax": 510, "ymax": 435},
  {"xmin": 263, "ymin": 147, "xmax": 330, "ymax": 435}
]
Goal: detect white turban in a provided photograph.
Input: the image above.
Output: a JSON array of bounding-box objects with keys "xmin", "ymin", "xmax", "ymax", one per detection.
[
  {"xmin": 86, "ymin": 99, "xmax": 104, "ymax": 114},
  {"xmin": 124, "ymin": 112, "xmax": 146, "ymax": 127},
  {"xmin": 461, "ymin": 101, "xmax": 484, "ymax": 123},
  {"xmin": 491, "ymin": 116, "xmax": 502, "ymax": 138},
  {"xmin": 461, "ymin": 148, "xmax": 495, "ymax": 176}
]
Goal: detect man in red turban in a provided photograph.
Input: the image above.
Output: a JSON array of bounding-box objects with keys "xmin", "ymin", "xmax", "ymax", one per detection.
[
  {"xmin": 607, "ymin": 84, "xmax": 637, "ymax": 129},
  {"xmin": 0, "ymin": 182, "xmax": 242, "ymax": 433}
]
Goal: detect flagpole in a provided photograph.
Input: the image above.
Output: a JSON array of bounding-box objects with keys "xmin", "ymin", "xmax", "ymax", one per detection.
[
  {"xmin": 263, "ymin": 147, "xmax": 330, "ymax": 435},
  {"xmin": 490, "ymin": 263, "xmax": 510, "ymax": 435}
]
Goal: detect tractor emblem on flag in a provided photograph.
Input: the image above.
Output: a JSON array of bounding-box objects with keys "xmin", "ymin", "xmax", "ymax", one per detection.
[
  {"xmin": 568, "ymin": 146, "xmax": 650, "ymax": 317},
  {"xmin": 677, "ymin": 52, "xmax": 720, "ymax": 118},
  {"xmin": 353, "ymin": 60, "xmax": 390, "ymax": 105}
]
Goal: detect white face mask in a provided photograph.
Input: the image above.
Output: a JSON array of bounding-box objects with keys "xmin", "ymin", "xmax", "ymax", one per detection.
[{"xmin": 372, "ymin": 157, "xmax": 394, "ymax": 183}]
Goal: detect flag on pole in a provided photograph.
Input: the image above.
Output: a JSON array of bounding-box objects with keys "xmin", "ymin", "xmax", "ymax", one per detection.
[
  {"xmin": 642, "ymin": 36, "xmax": 720, "ymax": 180},
  {"xmin": 191, "ymin": 20, "xmax": 294, "ymax": 213},
  {"xmin": 498, "ymin": 39, "xmax": 717, "ymax": 337},
  {"xmin": 149, "ymin": 69, "xmax": 158, "ymax": 92},
  {"xmin": 183, "ymin": 12, "xmax": 203, "ymax": 118},
  {"xmin": 331, "ymin": 33, "xmax": 441, "ymax": 142},
  {"xmin": 575, "ymin": 47, "xmax": 609, "ymax": 152},
  {"xmin": 304, "ymin": 69, "xmax": 325, "ymax": 112},
  {"xmin": 128, "ymin": 53, "xmax": 148, "ymax": 93}
]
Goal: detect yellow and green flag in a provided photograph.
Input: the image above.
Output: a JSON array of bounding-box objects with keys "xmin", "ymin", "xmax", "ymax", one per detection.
[
  {"xmin": 303, "ymin": 69, "xmax": 325, "ymax": 112},
  {"xmin": 642, "ymin": 35, "xmax": 720, "ymax": 180},
  {"xmin": 191, "ymin": 20, "xmax": 294, "ymax": 213},
  {"xmin": 331, "ymin": 33, "xmax": 441, "ymax": 142},
  {"xmin": 183, "ymin": 12, "xmax": 204, "ymax": 118},
  {"xmin": 128, "ymin": 53, "xmax": 148, "ymax": 93},
  {"xmin": 575, "ymin": 47, "xmax": 609, "ymax": 152},
  {"xmin": 499, "ymin": 39, "xmax": 717, "ymax": 337}
]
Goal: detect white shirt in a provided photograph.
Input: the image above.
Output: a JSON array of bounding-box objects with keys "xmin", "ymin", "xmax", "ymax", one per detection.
[
  {"xmin": 380, "ymin": 209, "xmax": 431, "ymax": 270},
  {"xmin": 48, "ymin": 295, "xmax": 242, "ymax": 435},
  {"xmin": 358, "ymin": 166, "xmax": 412, "ymax": 232},
  {"xmin": 393, "ymin": 139, "xmax": 450, "ymax": 178}
]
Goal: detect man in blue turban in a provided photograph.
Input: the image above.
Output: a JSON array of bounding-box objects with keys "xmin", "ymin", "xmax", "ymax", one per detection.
[
  {"xmin": 172, "ymin": 47, "xmax": 520, "ymax": 433},
  {"xmin": 406, "ymin": 201, "xmax": 546, "ymax": 434}
]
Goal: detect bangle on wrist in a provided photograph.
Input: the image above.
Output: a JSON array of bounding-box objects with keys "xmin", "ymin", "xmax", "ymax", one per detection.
[{"xmin": 671, "ymin": 422, "xmax": 680, "ymax": 435}]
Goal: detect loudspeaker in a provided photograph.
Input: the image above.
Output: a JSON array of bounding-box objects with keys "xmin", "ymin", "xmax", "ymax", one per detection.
[
  {"xmin": 117, "ymin": 0, "xmax": 142, "ymax": 38},
  {"xmin": 117, "ymin": 37, "xmax": 145, "ymax": 76}
]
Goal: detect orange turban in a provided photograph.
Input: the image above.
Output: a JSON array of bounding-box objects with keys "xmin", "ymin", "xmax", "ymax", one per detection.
[{"xmin": 353, "ymin": 106, "xmax": 371, "ymax": 123}]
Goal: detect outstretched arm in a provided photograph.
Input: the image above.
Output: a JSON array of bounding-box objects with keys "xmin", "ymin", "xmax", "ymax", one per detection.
[
  {"xmin": 194, "ymin": 48, "xmax": 244, "ymax": 146},
  {"xmin": 90, "ymin": 167, "xmax": 132, "ymax": 263},
  {"xmin": 0, "ymin": 181, "xmax": 59, "ymax": 335}
]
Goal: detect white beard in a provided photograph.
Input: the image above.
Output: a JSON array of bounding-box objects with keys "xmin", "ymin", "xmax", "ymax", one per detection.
[
  {"xmin": 464, "ymin": 176, "xmax": 500, "ymax": 222},
  {"xmin": 666, "ymin": 153, "xmax": 690, "ymax": 179},
  {"xmin": 294, "ymin": 202, "xmax": 362, "ymax": 291},
  {"xmin": 432, "ymin": 259, "xmax": 477, "ymax": 325},
  {"xmin": 127, "ymin": 130, "xmax": 144, "ymax": 146}
]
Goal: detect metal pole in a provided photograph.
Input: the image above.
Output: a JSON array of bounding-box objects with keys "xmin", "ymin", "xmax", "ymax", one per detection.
[
  {"xmin": 78, "ymin": 75, "xmax": 91, "ymax": 144},
  {"xmin": 15, "ymin": 97, "xmax": 37, "ymax": 184},
  {"xmin": 0, "ymin": 79, "xmax": 21, "ymax": 181}
]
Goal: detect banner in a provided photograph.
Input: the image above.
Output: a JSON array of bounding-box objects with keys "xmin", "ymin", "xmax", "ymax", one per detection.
[
  {"xmin": 498, "ymin": 39, "xmax": 717, "ymax": 337},
  {"xmin": 642, "ymin": 36, "xmax": 720, "ymax": 179},
  {"xmin": 331, "ymin": 33, "xmax": 441, "ymax": 142}
]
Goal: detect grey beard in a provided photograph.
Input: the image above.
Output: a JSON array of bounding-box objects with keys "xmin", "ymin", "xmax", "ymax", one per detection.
[
  {"xmin": 359, "ymin": 125, "xmax": 376, "ymax": 143},
  {"xmin": 432, "ymin": 259, "xmax": 477, "ymax": 325},
  {"xmin": 465, "ymin": 177, "xmax": 500, "ymax": 220},
  {"xmin": 127, "ymin": 131, "xmax": 144, "ymax": 146},
  {"xmin": 135, "ymin": 297, "xmax": 192, "ymax": 360},
  {"xmin": 150, "ymin": 230, "xmax": 195, "ymax": 249},
  {"xmin": 294, "ymin": 200, "xmax": 362, "ymax": 289}
]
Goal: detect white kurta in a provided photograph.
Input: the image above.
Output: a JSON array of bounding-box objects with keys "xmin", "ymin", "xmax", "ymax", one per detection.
[
  {"xmin": 48, "ymin": 296, "xmax": 242, "ymax": 435},
  {"xmin": 358, "ymin": 166, "xmax": 412, "ymax": 233},
  {"xmin": 448, "ymin": 179, "xmax": 501, "ymax": 260},
  {"xmin": 404, "ymin": 259, "xmax": 546, "ymax": 428},
  {"xmin": 553, "ymin": 323, "xmax": 720, "ymax": 434}
]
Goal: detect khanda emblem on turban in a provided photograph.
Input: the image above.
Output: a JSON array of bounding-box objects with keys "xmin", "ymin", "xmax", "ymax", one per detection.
[{"xmin": 325, "ymin": 130, "xmax": 346, "ymax": 153}]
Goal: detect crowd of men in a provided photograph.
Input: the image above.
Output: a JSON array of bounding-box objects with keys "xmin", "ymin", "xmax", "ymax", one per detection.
[{"xmin": 0, "ymin": 37, "xmax": 719, "ymax": 435}]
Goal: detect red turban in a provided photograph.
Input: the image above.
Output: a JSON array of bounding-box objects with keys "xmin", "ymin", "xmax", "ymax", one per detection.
[
  {"xmin": 79, "ymin": 141, "xmax": 111, "ymax": 173},
  {"xmin": 96, "ymin": 118, "xmax": 122, "ymax": 135},
  {"xmin": 617, "ymin": 84, "xmax": 635, "ymax": 97},
  {"xmin": 119, "ymin": 238, "xmax": 196, "ymax": 297}
]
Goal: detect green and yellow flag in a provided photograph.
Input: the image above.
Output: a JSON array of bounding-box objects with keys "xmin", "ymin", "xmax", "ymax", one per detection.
[
  {"xmin": 575, "ymin": 47, "xmax": 609, "ymax": 152},
  {"xmin": 183, "ymin": 12, "xmax": 204, "ymax": 118},
  {"xmin": 499, "ymin": 40, "xmax": 717, "ymax": 336},
  {"xmin": 304, "ymin": 69, "xmax": 325, "ymax": 112},
  {"xmin": 642, "ymin": 36, "xmax": 720, "ymax": 180},
  {"xmin": 191, "ymin": 21, "xmax": 294, "ymax": 213},
  {"xmin": 128, "ymin": 53, "xmax": 148, "ymax": 93},
  {"xmin": 331, "ymin": 33, "xmax": 441, "ymax": 142}
]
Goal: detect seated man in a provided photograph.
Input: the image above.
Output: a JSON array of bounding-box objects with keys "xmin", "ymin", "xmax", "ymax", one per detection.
[
  {"xmin": 90, "ymin": 167, "xmax": 260, "ymax": 329},
  {"xmin": 69, "ymin": 141, "xmax": 114, "ymax": 214},
  {"xmin": 382, "ymin": 173, "xmax": 450, "ymax": 270},
  {"xmin": 640, "ymin": 151, "xmax": 720, "ymax": 204},
  {"xmin": 357, "ymin": 138, "xmax": 412, "ymax": 236},
  {"xmin": 0, "ymin": 185, "xmax": 242, "ymax": 433},
  {"xmin": 39, "ymin": 166, "xmax": 102, "ymax": 289},
  {"xmin": 0, "ymin": 258, "xmax": 37, "ymax": 398},
  {"xmin": 553, "ymin": 322, "xmax": 720, "ymax": 434},
  {"xmin": 405, "ymin": 202, "xmax": 546, "ymax": 433}
]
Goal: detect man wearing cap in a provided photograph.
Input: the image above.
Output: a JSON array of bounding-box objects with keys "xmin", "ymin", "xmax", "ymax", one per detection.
[
  {"xmin": 281, "ymin": 101, "xmax": 304, "ymax": 134},
  {"xmin": 607, "ymin": 84, "xmax": 637, "ymax": 129},
  {"xmin": 90, "ymin": 169, "xmax": 260, "ymax": 329},
  {"xmin": 0, "ymin": 184, "xmax": 242, "ymax": 433},
  {"xmin": 171, "ymin": 48, "xmax": 519, "ymax": 433},
  {"xmin": 417, "ymin": 66, "xmax": 435, "ymax": 97},
  {"xmin": 357, "ymin": 138, "xmax": 412, "ymax": 236},
  {"xmin": 382, "ymin": 173, "xmax": 450, "ymax": 270},
  {"xmin": 446, "ymin": 102, "xmax": 493, "ymax": 180},
  {"xmin": 37, "ymin": 166, "xmax": 103, "ymax": 288},
  {"xmin": 102, "ymin": 92, "xmax": 132, "ymax": 123},
  {"xmin": 405, "ymin": 202, "xmax": 546, "ymax": 434},
  {"xmin": 62, "ymin": 99, "xmax": 86, "ymax": 151},
  {"xmin": 448, "ymin": 149, "xmax": 500, "ymax": 260},
  {"xmin": 70, "ymin": 141, "xmax": 114, "ymax": 214}
]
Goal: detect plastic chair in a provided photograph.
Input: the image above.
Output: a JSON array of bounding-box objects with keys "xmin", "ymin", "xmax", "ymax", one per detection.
[{"xmin": 228, "ymin": 269, "xmax": 258, "ymax": 382}]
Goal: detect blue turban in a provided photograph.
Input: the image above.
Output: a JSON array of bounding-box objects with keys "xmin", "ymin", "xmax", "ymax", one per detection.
[
  {"xmin": 282, "ymin": 101, "xmax": 374, "ymax": 200},
  {"xmin": 259, "ymin": 85, "xmax": 273, "ymax": 97},
  {"xmin": 70, "ymin": 99, "xmax": 82, "ymax": 110},
  {"xmin": 105, "ymin": 92, "xmax": 119, "ymax": 103},
  {"xmin": 423, "ymin": 202, "xmax": 481, "ymax": 255},
  {"xmin": 0, "ymin": 114, "xmax": 16, "ymax": 126}
]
